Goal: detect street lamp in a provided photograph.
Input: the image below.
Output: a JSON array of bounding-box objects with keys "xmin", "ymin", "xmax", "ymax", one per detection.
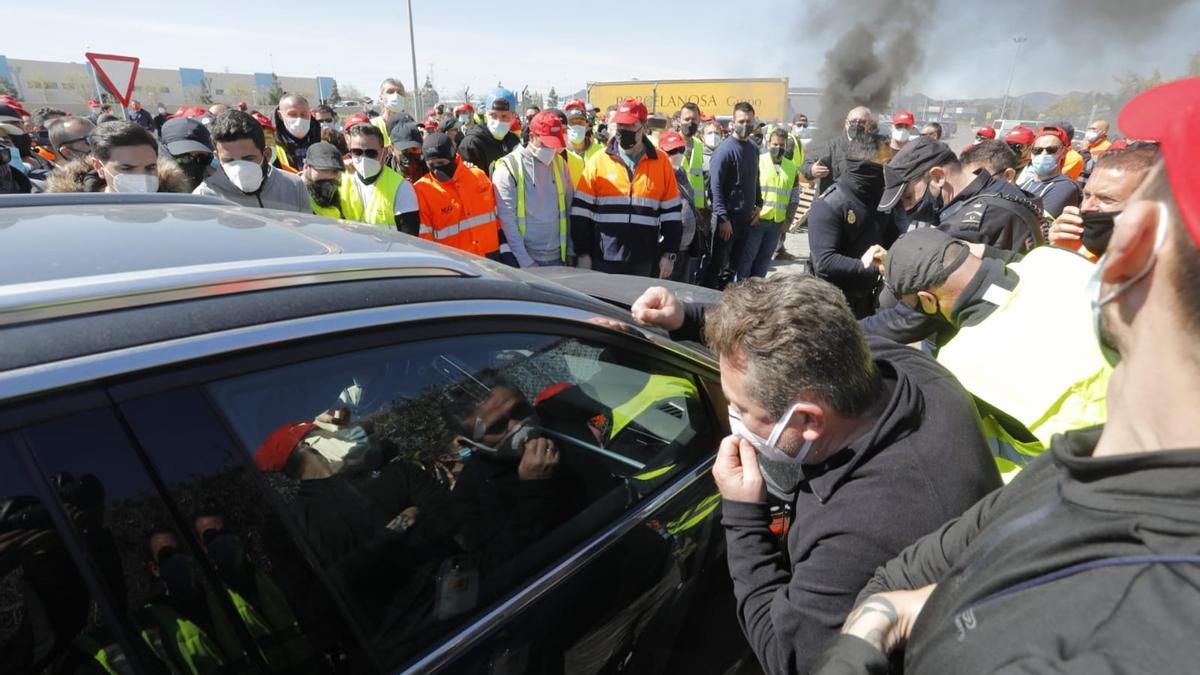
[
  {"xmin": 999, "ymin": 36, "xmax": 1027, "ymax": 121},
  {"xmin": 408, "ymin": 0, "xmax": 421, "ymax": 117}
]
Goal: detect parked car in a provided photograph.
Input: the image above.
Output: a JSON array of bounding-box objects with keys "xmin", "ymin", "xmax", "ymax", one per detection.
[{"xmin": 0, "ymin": 194, "xmax": 759, "ymax": 675}]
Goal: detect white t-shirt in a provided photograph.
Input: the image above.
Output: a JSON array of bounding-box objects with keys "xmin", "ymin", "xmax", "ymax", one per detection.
[{"xmin": 352, "ymin": 172, "xmax": 418, "ymax": 214}]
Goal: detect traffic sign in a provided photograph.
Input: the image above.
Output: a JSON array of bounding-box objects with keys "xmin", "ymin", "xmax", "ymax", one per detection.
[{"xmin": 84, "ymin": 52, "xmax": 140, "ymax": 107}]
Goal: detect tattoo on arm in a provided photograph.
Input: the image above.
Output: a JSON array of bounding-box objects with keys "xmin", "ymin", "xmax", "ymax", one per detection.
[{"xmin": 841, "ymin": 595, "xmax": 900, "ymax": 653}]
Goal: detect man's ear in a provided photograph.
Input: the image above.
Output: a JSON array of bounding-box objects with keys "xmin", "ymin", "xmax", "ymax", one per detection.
[
  {"xmin": 792, "ymin": 401, "xmax": 825, "ymax": 443},
  {"xmin": 1103, "ymin": 200, "xmax": 1161, "ymax": 287},
  {"xmin": 89, "ymin": 156, "xmax": 105, "ymax": 176},
  {"xmin": 916, "ymin": 290, "xmax": 939, "ymax": 315},
  {"xmin": 1002, "ymin": 168, "xmax": 1016, "ymax": 184}
]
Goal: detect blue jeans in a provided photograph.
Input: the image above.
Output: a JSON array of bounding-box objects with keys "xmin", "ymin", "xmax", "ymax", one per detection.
[{"xmin": 735, "ymin": 221, "xmax": 782, "ymax": 279}]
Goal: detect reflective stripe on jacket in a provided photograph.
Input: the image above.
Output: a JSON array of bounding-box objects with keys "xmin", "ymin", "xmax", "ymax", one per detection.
[
  {"xmin": 758, "ymin": 153, "xmax": 798, "ymax": 223},
  {"xmin": 414, "ymin": 157, "xmax": 501, "ymax": 256},
  {"xmin": 338, "ymin": 167, "xmax": 403, "ymax": 227}
]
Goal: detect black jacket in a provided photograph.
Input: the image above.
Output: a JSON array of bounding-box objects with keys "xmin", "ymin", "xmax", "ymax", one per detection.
[
  {"xmin": 273, "ymin": 110, "xmax": 323, "ymax": 169},
  {"xmin": 937, "ymin": 171, "xmax": 1042, "ymax": 253},
  {"xmin": 456, "ymin": 124, "xmax": 520, "ymax": 175},
  {"xmin": 814, "ymin": 426, "xmax": 1200, "ymax": 675},
  {"xmin": 807, "ymin": 180, "xmax": 900, "ymax": 315},
  {"xmin": 722, "ymin": 338, "xmax": 1001, "ymax": 675},
  {"xmin": 801, "ymin": 134, "xmax": 851, "ymax": 195}
]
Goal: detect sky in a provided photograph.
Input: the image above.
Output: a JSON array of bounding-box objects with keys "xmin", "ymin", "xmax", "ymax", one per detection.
[{"xmin": 4, "ymin": 0, "xmax": 1199, "ymax": 102}]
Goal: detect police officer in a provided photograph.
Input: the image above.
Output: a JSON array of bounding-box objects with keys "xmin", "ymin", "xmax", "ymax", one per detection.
[
  {"xmin": 806, "ymin": 132, "xmax": 899, "ymax": 318},
  {"xmin": 878, "ymin": 136, "xmax": 1043, "ymax": 255}
]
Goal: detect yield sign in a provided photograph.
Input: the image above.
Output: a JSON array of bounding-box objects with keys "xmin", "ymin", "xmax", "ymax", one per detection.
[{"xmin": 84, "ymin": 52, "xmax": 140, "ymax": 107}]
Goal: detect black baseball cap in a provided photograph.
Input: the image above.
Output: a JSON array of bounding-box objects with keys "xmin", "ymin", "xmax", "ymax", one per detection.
[
  {"xmin": 879, "ymin": 136, "xmax": 959, "ymax": 213},
  {"xmin": 884, "ymin": 228, "xmax": 971, "ymax": 297},
  {"xmin": 305, "ymin": 142, "xmax": 344, "ymax": 171},
  {"xmin": 160, "ymin": 118, "xmax": 213, "ymax": 156},
  {"xmin": 422, "ymin": 132, "xmax": 455, "ymax": 163},
  {"xmin": 389, "ymin": 121, "xmax": 424, "ymax": 151}
]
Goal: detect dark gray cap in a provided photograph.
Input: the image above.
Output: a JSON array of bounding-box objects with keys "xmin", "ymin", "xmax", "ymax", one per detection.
[
  {"xmin": 879, "ymin": 136, "xmax": 959, "ymax": 212},
  {"xmin": 304, "ymin": 142, "xmax": 344, "ymax": 171},
  {"xmin": 160, "ymin": 117, "xmax": 213, "ymax": 156},
  {"xmin": 883, "ymin": 228, "xmax": 971, "ymax": 296},
  {"xmin": 389, "ymin": 121, "xmax": 423, "ymax": 151},
  {"xmin": 422, "ymin": 132, "xmax": 455, "ymax": 163}
]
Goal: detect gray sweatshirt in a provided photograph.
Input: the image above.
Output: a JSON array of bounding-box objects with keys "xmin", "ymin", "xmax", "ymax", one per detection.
[
  {"xmin": 493, "ymin": 145, "xmax": 574, "ymax": 266},
  {"xmin": 195, "ymin": 163, "xmax": 311, "ymax": 213}
]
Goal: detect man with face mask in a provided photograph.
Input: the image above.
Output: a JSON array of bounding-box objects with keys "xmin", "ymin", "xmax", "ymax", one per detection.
[
  {"xmin": 333, "ymin": 123, "xmax": 420, "ymax": 231},
  {"xmin": 702, "ymin": 101, "xmax": 763, "ymax": 288},
  {"xmin": 158, "ymin": 117, "xmax": 215, "ymax": 192},
  {"xmin": 812, "ymin": 77, "xmax": 1200, "ymax": 675},
  {"xmin": 127, "ymin": 99, "xmax": 155, "ymax": 133},
  {"xmin": 0, "ymin": 128, "xmax": 33, "ymax": 194},
  {"xmin": 805, "ymin": 133, "xmax": 899, "ymax": 318},
  {"xmin": 618, "ymin": 274, "xmax": 998, "ymax": 675},
  {"xmin": 304, "ymin": 142, "xmax": 348, "ymax": 218},
  {"xmin": 454, "ymin": 103, "xmax": 475, "ymax": 130},
  {"xmin": 1019, "ymin": 126, "xmax": 1082, "ymax": 219},
  {"xmin": 563, "ymin": 107, "xmax": 599, "ymax": 187},
  {"xmin": 194, "ymin": 110, "xmax": 309, "ymax": 211},
  {"xmin": 659, "ymin": 130, "xmax": 701, "ymax": 282},
  {"xmin": 457, "ymin": 87, "xmax": 522, "ymax": 176},
  {"xmin": 746, "ymin": 128, "xmax": 800, "ymax": 279},
  {"xmin": 371, "ymin": 78, "xmax": 413, "ymax": 148},
  {"xmin": 273, "ymin": 93, "xmax": 322, "ymax": 172},
  {"xmin": 493, "ymin": 111, "xmax": 574, "ymax": 267},
  {"xmin": 153, "ymin": 102, "xmax": 170, "ymax": 132},
  {"xmin": 879, "ymin": 136, "xmax": 1042, "ymax": 255},
  {"xmin": 47, "ymin": 121, "xmax": 191, "ymax": 193},
  {"xmin": 44, "ymin": 116, "xmax": 95, "ymax": 167},
  {"xmin": 570, "ymin": 98, "xmax": 682, "ymax": 278},
  {"xmin": 1049, "ymin": 145, "xmax": 1159, "ymax": 259},
  {"xmin": 889, "ymin": 111, "xmax": 915, "ymax": 152},
  {"xmin": 388, "ymin": 121, "xmax": 428, "ymax": 182},
  {"xmin": 802, "ymin": 106, "xmax": 874, "ymax": 195},
  {"xmin": 414, "ymin": 132, "xmax": 504, "ymax": 259},
  {"xmin": 677, "ymin": 102, "xmax": 708, "ymax": 217}
]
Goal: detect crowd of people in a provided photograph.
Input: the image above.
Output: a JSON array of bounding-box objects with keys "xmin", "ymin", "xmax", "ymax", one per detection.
[{"xmin": 621, "ymin": 76, "xmax": 1200, "ymax": 674}]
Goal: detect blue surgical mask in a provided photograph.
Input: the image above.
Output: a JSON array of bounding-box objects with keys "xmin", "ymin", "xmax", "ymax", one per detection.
[
  {"xmin": 1087, "ymin": 203, "xmax": 1168, "ymax": 366},
  {"xmin": 1031, "ymin": 153, "xmax": 1058, "ymax": 177},
  {"xmin": 2, "ymin": 143, "xmax": 28, "ymax": 174}
]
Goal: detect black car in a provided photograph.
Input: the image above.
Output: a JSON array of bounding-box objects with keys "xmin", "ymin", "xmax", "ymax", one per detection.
[{"xmin": 0, "ymin": 194, "xmax": 758, "ymax": 675}]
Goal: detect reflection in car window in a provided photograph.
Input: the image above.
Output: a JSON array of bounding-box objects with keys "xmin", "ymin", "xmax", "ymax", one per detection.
[{"xmin": 205, "ymin": 332, "xmax": 714, "ymax": 668}]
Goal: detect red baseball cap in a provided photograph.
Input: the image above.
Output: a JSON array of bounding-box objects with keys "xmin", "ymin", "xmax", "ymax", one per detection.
[
  {"xmin": 254, "ymin": 422, "xmax": 315, "ymax": 472},
  {"xmin": 975, "ymin": 126, "xmax": 996, "ymax": 140},
  {"xmin": 454, "ymin": 103, "xmax": 474, "ymax": 115},
  {"xmin": 1037, "ymin": 125, "xmax": 1070, "ymax": 147},
  {"xmin": 613, "ymin": 98, "xmax": 648, "ymax": 125},
  {"xmin": 530, "ymin": 111, "xmax": 566, "ymax": 148},
  {"xmin": 1005, "ymin": 126, "xmax": 1035, "ymax": 146},
  {"xmin": 423, "ymin": 117, "xmax": 439, "ymax": 132},
  {"xmin": 659, "ymin": 130, "xmax": 686, "ymax": 152},
  {"xmin": 252, "ymin": 111, "xmax": 276, "ymax": 131},
  {"xmin": 892, "ymin": 111, "xmax": 915, "ymax": 127},
  {"xmin": 564, "ymin": 98, "xmax": 587, "ymax": 112},
  {"xmin": 1120, "ymin": 76, "xmax": 1200, "ymax": 246},
  {"xmin": 342, "ymin": 113, "xmax": 369, "ymax": 133}
]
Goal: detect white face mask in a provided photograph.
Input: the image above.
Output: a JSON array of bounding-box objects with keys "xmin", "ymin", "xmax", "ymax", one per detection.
[
  {"xmin": 728, "ymin": 403, "xmax": 815, "ymax": 500},
  {"xmin": 487, "ymin": 116, "xmax": 510, "ymax": 140},
  {"xmin": 669, "ymin": 154, "xmax": 684, "ymax": 171},
  {"xmin": 284, "ymin": 115, "xmax": 311, "ymax": 138},
  {"xmin": 704, "ymin": 132, "xmax": 720, "ymax": 148},
  {"xmin": 1087, "ymin": 202, "xmax": 1169, "ymax": 366},
  {"xmin": 567, "ymin": 125, "xmax": 587, "ymax": 145},
  {"xmin": 892, "ymin": 127, "xmax": 911, "ymax": 143},
  {"xmin": 304, "ymin": 426, "xmax": 370, "ymax": 463},
  {"xmin": 353, "ymin": 155, "xmax": 382, "ymax": 180},
  {"xmin": 458, "ymin": 114, "xmax": 471, "ymax": 126},
  {"xmin": 532, "ymin": 145, "xmax": 556, "ymax": 165},
  {"xmin": 1085, "ymin": 130, "xmax": 1100, "ymax": 143},
  {"xmin": 222, "ymin": 159, "xmax": 265, "ymax": 193},
  {"xmin": 384, "ymin": 93, "xmax": 405, "ymax": 113},
  {"xmin": 106, "ymin": 168, "xmax": 158, "ymax": 193}
]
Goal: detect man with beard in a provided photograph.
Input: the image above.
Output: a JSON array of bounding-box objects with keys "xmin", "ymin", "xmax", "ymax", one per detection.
[
  {"xmin": 194, "ymin": 110, "xmax": 309, "ymax": 211},
  {"xmin": 333, "ymin": 123, "xmax": 419, "ymax": 231},
  {"xmin": 806, "ymin": 132, "xmax": 900, "ymax": 318},
  {"xmin": 802, "ymin": 106, "xmax": 875, "ymax": 195}
]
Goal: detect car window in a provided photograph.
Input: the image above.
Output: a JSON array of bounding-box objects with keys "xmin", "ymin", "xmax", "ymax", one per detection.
[
  {"xmin": 10, "ymin": 407, "xmax": 284, "ymax": 674},
  {"xmin": 203, "ymin": 331, "xmax": 715, "ymax": 668}
]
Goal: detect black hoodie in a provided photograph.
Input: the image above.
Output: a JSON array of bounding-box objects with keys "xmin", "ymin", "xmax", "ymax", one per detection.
[
  {"xmin": 273, "ymin": 109, "xmax": 323, "ymax": 169},
  {"xmin": 814, "ymin": 426, "xmax": 1200, "ymax": 674},
  {"xmin": 456, "ymin": 123, "xmax": 520, "ymax": 175},
  {"xmin": 721, "ymin": 337, "xmax": 1001, "ymax": 675}
]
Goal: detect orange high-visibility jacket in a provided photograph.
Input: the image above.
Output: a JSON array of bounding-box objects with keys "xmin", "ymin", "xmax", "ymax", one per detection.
[{"xmin": 414, "ymin": 157, "xmax": 501, "ymax": 257}]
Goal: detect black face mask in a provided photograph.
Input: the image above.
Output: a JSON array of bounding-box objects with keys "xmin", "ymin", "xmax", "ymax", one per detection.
[
  {"xmin": 732, "ymin": 123, "xmax": 752, "ymax": 140},
  {"xmin": 906, "ymin": 179, "xmax": 943, "ymax": 223},
  {"xmin": 175, "ymin": 155, "xmax": 211, "ymax": 189},
  {"xmin": 618, "ymin": 129, "xmax": 640, "ymax": 150},
  {"xmin": 394, "ymin": 152, "xmax": 426, "ymax": 180},
  {"xmin": 431, "ymin": 164, "xmax": 455, "ymax": 182},
  {"xmin": 841, "ymin": 160, "xmax": 886, "ymax": 205},
  {"xmin": 307, "ymin": 178, "xmax": 339, "ymax": 207},
  {"xmin": 680, "ymin": 121, "xmax": 698, "ymax": 137},
  {"xmin": 9, "ymin": 133, "xmax": 31, "ymax": 160},
  {"xmin": 1081, "ymin": 210, "xmax": 1118, "ymax": 257}
]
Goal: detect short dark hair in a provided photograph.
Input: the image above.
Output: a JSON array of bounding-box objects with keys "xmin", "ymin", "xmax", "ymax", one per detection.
[
  {"xmin": 315, "ymin": 104, "xmax": 335, "ymax": 117},
  {"xmin": 769, "ymin": 128, "xmax": 789, "ymax": 143},
  {"xmin": 705, "ymin": 274, "xmax": 878, "ymax": 418},
  {"xmin": 961, "ymin": 140, "xmax": 1018, "ymax": 177},
  {"xmin": 34, "ymin": 108, "xmax": 67, "ymax": 126},
  {"xmin": 90, "ymin": 121, "xmax": 157, "ymax": 161},
  {"xmin": 922, "ymin": 121, "xmax": 943, "ymax": 138},
  {"xmin": 793, "ymin": 114, "xmax": 808, "ymax": 123},
  {"xmin": 1057, "ymin": 121, "xmax": 1075, "ymax": 140},
  {"xmin": 95, "ymin": 114, "xmax": 121, "ymax": 125},
  {"xmin": 733, "ymin": 101, "xmax": 755, "ymax": 117},
  {"xmin": 680, "ymin": 102, "xmax": 701, "ymax": 116},
  {"xmin": 347, "ymin": 122, "xmax": 385, "ymax": 147},
  {"xmin": 210, "ymin": 110, "xmax": 266, "ymax": 151}
]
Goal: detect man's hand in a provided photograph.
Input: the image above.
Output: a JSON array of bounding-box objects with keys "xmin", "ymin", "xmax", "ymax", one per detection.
[
  {"xmin": 658, "ymin": 255, "xmax": 675, "ymax": 279},
  {"xmin": 860, "ymin": 244, "xmax": 886, "ymax": 273},
  {"xmin": 712, "ymin": 435, "xmax": 766, "ymax": 503},
  {"xmin": 718, "ymin": 220, "xmax": 733, "ymax": 241},
  {"xmin": 811, "ymin": 160, "xmax": 830, "ymax": 179},
  {"xmin": 1049, "ymin": 205, "xmax": 1084, "ymax": 251},
  {"xmin": 750, "ymin": 211, "xmax": 761, "ymax": 226},
  {"xmin": 576, "ymin": 254, "xmax": 592, "ymax": 270},
  {"xmin": 840, "ymin": 585, "xmax": 937, "ymax": 655},
  {"xmin": 518, "ymin": 437, "xmax": 559, "ymax": 480},
  {"xmin": 631, "ymin": 286, "xmax": 684, "ymax": 331}
]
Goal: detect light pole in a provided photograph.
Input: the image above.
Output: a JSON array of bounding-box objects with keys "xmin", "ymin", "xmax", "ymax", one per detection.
[
  {"xmin": 999, "ymin": 36, "xmax": 1027, "ymax": 121},
  {"xmin": 408, "ymin": 0, "xmax": 421, "ymax": 117}
]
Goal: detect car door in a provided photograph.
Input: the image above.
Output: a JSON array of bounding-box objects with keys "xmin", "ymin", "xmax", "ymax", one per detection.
[{"xmin": 107, "ymin": 311, "xmax": 752, "ymax": 674}]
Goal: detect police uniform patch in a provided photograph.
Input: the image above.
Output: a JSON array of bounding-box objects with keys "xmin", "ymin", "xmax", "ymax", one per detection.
[
  {"xmin": 962, "ymin": 203, "xmax": 987, "ymax": 226},
  {"xmin": 846, "ymin": 210, "xmax": 856, "ymax": 225}
]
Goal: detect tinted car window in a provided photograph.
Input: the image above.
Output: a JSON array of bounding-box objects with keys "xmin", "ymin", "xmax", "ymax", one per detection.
[{"xmin": 204, "ymin": 332, "xmax": 715, "ymax": 668}]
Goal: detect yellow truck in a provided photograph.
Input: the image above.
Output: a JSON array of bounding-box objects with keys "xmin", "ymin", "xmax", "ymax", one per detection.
[{"xmin": 586, "ymin": 78, "xmax": 789, "ymax": 121}]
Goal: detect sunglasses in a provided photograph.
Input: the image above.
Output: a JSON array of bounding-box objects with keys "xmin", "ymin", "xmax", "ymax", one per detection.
[
  {"xmin": 1031, "ymin": 146, "xmax": 1062, "ymax": 155},
  {"xmin": 348, "ymin": 148, "xmax": 380, "ymax": 159}
]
